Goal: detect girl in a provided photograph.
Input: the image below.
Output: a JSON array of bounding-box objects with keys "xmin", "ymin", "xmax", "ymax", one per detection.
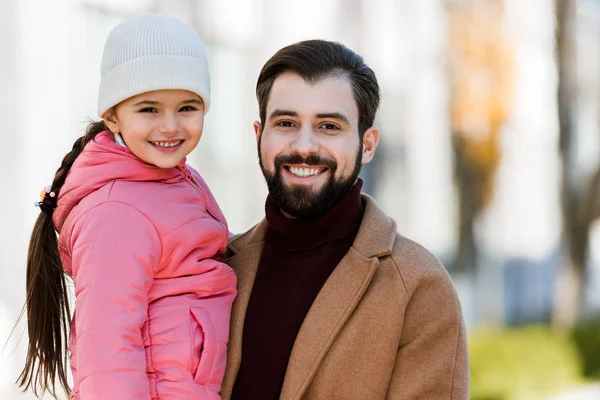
[{"xmin": 19, "ymin": 14, "xmax": 237, "ymax": 399}]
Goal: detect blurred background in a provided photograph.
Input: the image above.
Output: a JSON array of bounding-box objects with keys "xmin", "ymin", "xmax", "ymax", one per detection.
[{"xmin": 1, "ymin": 0, "xmax": 600, "ymax": 398}]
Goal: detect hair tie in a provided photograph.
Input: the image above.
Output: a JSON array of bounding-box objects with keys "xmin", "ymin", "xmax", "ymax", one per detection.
[{"xmin": 34, "ymin": 185, "xmax": 57, "ymax": 215}]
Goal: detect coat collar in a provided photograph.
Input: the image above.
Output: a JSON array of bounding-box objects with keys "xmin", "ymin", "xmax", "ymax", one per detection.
[
  {"xmin": 222, "ymin": 194, "xmax": 397, "ymax": 400},
  {"xmin": 227, "ymin": 194, "xmax": 395, "ymax": 259}
]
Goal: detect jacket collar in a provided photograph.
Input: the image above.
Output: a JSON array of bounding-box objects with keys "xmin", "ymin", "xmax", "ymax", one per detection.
[{"xmin": 53, "ymin": 131, "xmax": 184, "ymax": 232}]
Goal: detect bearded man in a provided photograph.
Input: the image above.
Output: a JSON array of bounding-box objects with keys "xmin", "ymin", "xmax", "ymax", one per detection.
[{"xmin": 220, "ymin": 40, "xmax": 469, "ymax": 400}]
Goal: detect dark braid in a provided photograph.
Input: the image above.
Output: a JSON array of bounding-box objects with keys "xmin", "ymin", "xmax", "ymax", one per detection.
[
  {"xmin": 52, "ymin": 120, "xmax": 108, "ymax": 197},
  {"xmin": 17, "ymin": 120, "xmax": 107, "ymax": 398}
]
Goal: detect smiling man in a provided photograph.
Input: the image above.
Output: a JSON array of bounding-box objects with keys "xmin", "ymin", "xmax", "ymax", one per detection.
[{"xmin": 221, "ymin": 40, "xmax": 469, "ymax": 400}]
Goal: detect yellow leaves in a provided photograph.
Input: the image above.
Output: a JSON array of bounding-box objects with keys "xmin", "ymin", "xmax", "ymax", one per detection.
[{"xmin": 449, "ymin": 1, "xmax": 513, "ymax": 139}]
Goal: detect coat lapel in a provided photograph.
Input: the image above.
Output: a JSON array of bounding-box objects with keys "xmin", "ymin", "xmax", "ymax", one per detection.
[
  {"xmin": 220, "ymin": 221, "xmax": 267, "ymax": 399},
  {"xmin": 280, "ymin": 249, "xmax": 379, "ymax": 400},
  {"xmin": 280, "ymin": 195, "xmax": 397, "ymax": 400}
]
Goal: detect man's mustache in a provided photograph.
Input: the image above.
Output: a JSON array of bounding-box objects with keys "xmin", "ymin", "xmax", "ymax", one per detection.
[{"xmin": 274, "ymin": 154, "xmax": 337, "ymax": 171}]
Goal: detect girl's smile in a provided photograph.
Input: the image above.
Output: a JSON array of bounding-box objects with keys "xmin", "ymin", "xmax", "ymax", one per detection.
[{"xmin": 104, "ymin": 90, "xmax": 205, "ymax": 168}]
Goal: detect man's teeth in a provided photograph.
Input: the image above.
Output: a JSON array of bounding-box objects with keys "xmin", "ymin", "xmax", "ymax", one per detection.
[
  {"xmin": 289, "ymin": 167, "xmax": 322, "ymax": 177},
  {"xmin": 151, "ymin": 141, "xmax": 181, "ymax": 148}
]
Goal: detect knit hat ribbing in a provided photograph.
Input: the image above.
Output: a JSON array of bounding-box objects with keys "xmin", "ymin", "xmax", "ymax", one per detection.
[{"xmin": 97, "ymin": 14, "xmax": 210, "ymax": 117}]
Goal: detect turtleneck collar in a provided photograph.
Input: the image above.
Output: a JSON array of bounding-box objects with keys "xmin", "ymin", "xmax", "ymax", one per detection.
[{"xmin": 264, "ymin": 179, "xmax": 365, "ymax": 251}]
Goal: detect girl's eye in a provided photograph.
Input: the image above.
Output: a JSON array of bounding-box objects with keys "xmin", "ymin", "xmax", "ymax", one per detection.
[
  {"xmin": 139, "ymin": 107, "xmax": 158, "ymax": 113},
  {"xmin": 180, "ymin": 106, "xmax": 197, "ymax": 112}
]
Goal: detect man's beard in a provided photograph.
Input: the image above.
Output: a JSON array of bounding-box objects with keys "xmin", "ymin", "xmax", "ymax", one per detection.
[{"xmin": 259, "ymin": 138, "xmax": 363, "ymax": 220}]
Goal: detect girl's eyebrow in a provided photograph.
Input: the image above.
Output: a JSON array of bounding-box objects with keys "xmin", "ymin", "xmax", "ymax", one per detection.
[
  {"xmin": 133, "ymin": 100, "xmax": 160, "ymax": 106},
  {"xmin": 181, "ymin": 99, "xmax": 203, "ymax": 105},
  {"xmin": 133, "ymin": 99, "xmax": 203, "ymax": 106}
]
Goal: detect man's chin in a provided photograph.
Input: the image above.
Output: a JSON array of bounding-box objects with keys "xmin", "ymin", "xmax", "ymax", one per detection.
[
  {"xmin": 281, "ymin": 178, "xmax": 326, "ymax": 193},
  {"xmin": 262, "ymin": 166, "xmax": 357, "ymax": 219}
]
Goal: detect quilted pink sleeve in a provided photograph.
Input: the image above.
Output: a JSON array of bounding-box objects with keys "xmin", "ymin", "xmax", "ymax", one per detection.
[{"xmin": 70, "ymin": 201, "xmax": 161, "ymax": 399}]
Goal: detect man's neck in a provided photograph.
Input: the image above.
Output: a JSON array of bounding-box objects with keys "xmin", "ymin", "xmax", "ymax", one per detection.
[{"xmin": 264, "ymin": 179, "xmax": 365, "ymax": 251}]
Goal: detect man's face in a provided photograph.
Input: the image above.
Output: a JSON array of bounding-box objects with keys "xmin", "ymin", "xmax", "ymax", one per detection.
[{"xmin": 256, "ymin": 72, "xmax": 368, "ymax": 219}]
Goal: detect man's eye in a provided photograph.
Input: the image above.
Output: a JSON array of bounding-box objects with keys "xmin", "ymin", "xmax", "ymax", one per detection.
[
  {"xmin": 277, "ymin": 121, "xmax": 295, "ymax": 128},
  {"xmin": 320, "ymin": 123, "xmax": 339, "ymax": 130},
  {"xmin": 139, "ymin": 107, "xmax": 158, "ymax": 113},
  {"xmin": 180, "ymin": 106, "xmax": 197, "ymax": 112}
]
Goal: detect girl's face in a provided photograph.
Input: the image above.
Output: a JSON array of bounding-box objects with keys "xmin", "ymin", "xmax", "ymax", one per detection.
[{"xmin": 104, "ymin": 89, "xmax": 205, "ymax": 168}]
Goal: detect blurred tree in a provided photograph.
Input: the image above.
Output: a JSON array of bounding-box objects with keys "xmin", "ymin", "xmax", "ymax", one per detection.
[
  {"xmin": 552, "ymin": 0, "xmax": 600, "ymax": 330},
  {"xmin": 447, "ymin": 0, "xmax": 513, "ymax": 275}
]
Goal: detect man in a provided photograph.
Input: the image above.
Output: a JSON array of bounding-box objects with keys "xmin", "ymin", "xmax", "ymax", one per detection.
[{"xmin": 221, "ymin": 40, "xmax": 469, "ymax": 399}]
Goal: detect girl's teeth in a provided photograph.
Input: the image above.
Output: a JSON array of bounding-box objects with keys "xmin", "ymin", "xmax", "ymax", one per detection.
[{"xmin": 151, "ymin": 141, "xmax": 181, "ymax": 148}]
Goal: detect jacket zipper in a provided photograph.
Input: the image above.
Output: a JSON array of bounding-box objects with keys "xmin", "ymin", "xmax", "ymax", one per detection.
[{"xmin": 177, "ymin": 165, "xmax": 226, "ymax": 230}]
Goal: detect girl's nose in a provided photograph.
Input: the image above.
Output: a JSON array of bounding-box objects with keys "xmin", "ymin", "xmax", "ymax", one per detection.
[{"xmin": 158, "ymin": 113, "xmax": 179, "ymax": 136}]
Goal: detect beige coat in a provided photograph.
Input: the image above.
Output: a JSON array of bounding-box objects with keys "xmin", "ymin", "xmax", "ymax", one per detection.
[{"xmin": 221, "ymin": 195, "xmax": 469, "ymax": 399}]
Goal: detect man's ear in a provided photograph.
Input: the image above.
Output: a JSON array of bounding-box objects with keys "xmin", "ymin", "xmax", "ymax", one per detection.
[
  {"xmin": 253, "ymin": 121, "xmax": 262, "ymax": 143},
  {"xmin": 103, "ymin": 108, "xmax": 119, "ymax": 134},
  {"xmin": 361, "ymin": 126, "xmax": 380, "ymax": 164}
]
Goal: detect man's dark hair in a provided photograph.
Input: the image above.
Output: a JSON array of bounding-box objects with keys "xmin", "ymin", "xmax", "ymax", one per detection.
[{"xmin": 256, "ymin": 40, "xmax": 381, "ymax": 136}]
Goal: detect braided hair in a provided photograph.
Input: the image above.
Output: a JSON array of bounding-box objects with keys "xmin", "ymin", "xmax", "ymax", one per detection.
[{"xmin": 18, "ymin": 120, "xmax": 107, "ymax": 398}]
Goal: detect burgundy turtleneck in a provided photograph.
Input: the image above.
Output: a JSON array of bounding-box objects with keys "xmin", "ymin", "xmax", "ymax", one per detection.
[{"xmin": 231, "ymin": 180, "xmax": 365, "ymax": 400}]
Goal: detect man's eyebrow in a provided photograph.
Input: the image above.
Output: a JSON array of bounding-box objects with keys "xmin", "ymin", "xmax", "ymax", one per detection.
[
  {"xmin": 268, "ymin": 109, "xmax": 298, "ymax": 119},
  {"xmin": 316, "ymin": 112, "xmax": 350, "ymax": 125}
]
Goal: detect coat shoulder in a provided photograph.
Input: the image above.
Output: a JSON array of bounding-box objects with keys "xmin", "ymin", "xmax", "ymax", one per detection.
[
  {"xmin": 386, "ymin": 233, "xmax": 457, "ymax": 300},
  {"xmin": 226, "ymin": 219, "xmax": 267, "ymax": 257}
]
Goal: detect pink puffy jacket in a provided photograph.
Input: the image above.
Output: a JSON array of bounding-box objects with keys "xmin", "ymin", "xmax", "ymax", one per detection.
[{"xmin": 53, "ymin": 132, "xmax": 237, "ymax": 399}]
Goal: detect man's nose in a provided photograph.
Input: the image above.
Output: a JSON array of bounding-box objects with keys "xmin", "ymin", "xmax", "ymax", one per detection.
[{"xmin": 290, "ymin": 127, "xmax": 319, "ymax": 158}]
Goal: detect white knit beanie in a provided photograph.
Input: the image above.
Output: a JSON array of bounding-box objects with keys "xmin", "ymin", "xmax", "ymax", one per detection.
[{"xmin": 97, "ymin": 14, "xmax": 210, "ymax": 117}]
